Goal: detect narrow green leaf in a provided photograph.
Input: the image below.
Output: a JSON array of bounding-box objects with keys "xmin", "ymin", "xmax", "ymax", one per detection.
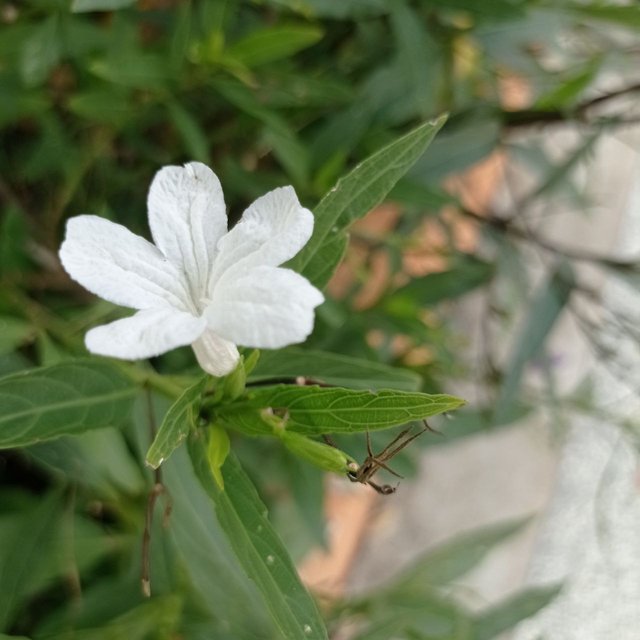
[
  {"xmin": 68, "ymin": 88, "xmax": 133, "ymax": 125},
  {"xmin": 409, "ymin": 113, "xmax": 499, "ymax": 181},
  {"xmin": 386, "ymin": 255, "xmax": 494, "ymax": 309},
  {"xmin": 89, "ymin": 54, "xmax": 167, "ymax": 89},
  {"xmin": 472, "ymin": 584, "xmax": 562, "ymax": 640},
  {"xmin": 19, "ymin": 15, "xmax": 61, "ymax": 87},
  {"xmin": 349, "ymin": 591, "xmax": 468, "ymax": 640},
  {"xmin": 145, "ymin": 377, "xmax": 206, "ymax": 469},
  {"xmin": 163, "ymin": 447, "xmax": 274, "ymax": 636},
  {"xmin": 303, "ymin": 230, "xmax": 349, "ymax": 289},
  {"xmin": 248, "ymin": 347, "xmax": 422, "ymax": 391},
  {"xmin": 188, "ymin": 438, "xmax": 328, "ymax": 640},
  {"xmin": 572, "ymin": 5, "xmax": 640, "ymax": 29},
  {"xmin": 29, "ymin": 428, "xmax": 145, "ymax": 497},
  {"xmin": 167, "ymin": 101, "xmax": 209, "ymax": 162},
  {"xmin": 42, "ymin": 596, "xmax": 183, "ymax": 640},
  {"xmin": 218, "ymin": 385, "xmax": 465, "ymax": 436},
  {"xmin": 526, "ymin": 134, "xmax": 599, "ymax": 203},
  {"xmin": 0, "ymin": 360, "xmax": 136, "ymax": 449},
  {"xmin": 216, "ymin": 80, "xmax": 310, "ymax": 185},
  {"xmin": 262, "ymin": 125, "xmax": 311, "ymax": 187},
  {"xmin": 71, "ymin": 0, "xmax": 136, "ymax": 11},
  {"xmin": 383, "ymin": 517, "xmax": 531, "ymax": 593},
  {"xmin": 534, "ymin": 62, "xmax": 600, "ymax": 110},
  {"xmin": 494, "ymin": 264, "xmax": 573, "ymax": 423},
  {"xmin": 207, "ymin": 425, "xmax": 231, "ymax": 489},
  {"xmin": 290, "ymin": 116, "xmax": 447, "ymax": 286},
  {"xmin": 390, "ymin": 3, "xmax": 438, "ymax": 119},
  {"xmin": 227, "ymin": 24, "xmax": 323, "ymax": 67},
  {"xmin": 0, "ymin": 491, "xmax": 60, "ymax": 629},
  {"xmin": 269, "ymin": 0, "xmax": 388, "ymax": 19},
  {"xmin": 0, "ymin": 317, "xmax": 33, "ymax": 356}
]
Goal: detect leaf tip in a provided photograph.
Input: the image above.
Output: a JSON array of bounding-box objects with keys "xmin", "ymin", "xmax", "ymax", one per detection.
[{"xmin": 144, "ymin": 455, "xmax": 162, "ymax": 470}]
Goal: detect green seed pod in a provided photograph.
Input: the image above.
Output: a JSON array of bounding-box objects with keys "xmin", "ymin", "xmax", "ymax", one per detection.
[
  {"xmin": 207, "ymin": 425, "xmax": 231, "ymax": 490},
  {"xmin": 280, "ymin": 431, "xmax": 355, "ymax": 474},
  {"xmin": 222, "ymin": 355, "xmax": 247, "ymax": 401}
]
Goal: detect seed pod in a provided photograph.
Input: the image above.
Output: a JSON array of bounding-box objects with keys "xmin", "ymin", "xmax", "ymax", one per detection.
[{"xmin": 280, "ymin": 431, "xmax": 355, "ymax": 474}]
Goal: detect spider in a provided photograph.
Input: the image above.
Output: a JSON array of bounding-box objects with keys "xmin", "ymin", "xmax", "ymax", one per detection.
[{"xmin": 346, "ymin": 421, "xmax": 436, "ymax": 494}]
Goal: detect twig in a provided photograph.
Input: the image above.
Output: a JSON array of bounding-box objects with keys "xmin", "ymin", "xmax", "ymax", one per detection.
[
  {"xmin": 502, "ymin": 82, "xmax": 640, "ymax": 129},
  {"xmin": 459, "ymin": 207, "xmax": 639, "ymax": 268},
  {"xmin": 141, "ymin": 386, "xmax": 172, "ymax": 597}
]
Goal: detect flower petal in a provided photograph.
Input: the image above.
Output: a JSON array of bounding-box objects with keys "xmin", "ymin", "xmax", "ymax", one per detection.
[
  {"xmin": 60, "ymin": 215, "xmax": 190, "ymax": 311},
  {"xmin": 85, "ymin": 308, "xmax": 206, "ymax": 360},
  {"xmin": 210, "ymin": 186, "xmax": 313, "ymax": 292},
  {"xmin": 192, "ymin": 329, "xmax": 240, "ymax": 377},
  {"xmin": 205, "ymin": 266, "xmax": 324, "ymax": 349},
  {"xmin": 147, "ymin": 162, "xmax": 227, "ymax": 298}
]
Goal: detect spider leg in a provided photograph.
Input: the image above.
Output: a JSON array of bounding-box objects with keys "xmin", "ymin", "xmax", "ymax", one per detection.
[{"xmin": 367, "ymin": 479, "xmax": 396, "ymax": 495}]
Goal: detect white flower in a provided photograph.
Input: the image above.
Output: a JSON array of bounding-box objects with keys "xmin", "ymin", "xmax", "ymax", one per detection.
[{"xmin": 59, "ymin": 162, "xmax": 324, "ymax": 376}]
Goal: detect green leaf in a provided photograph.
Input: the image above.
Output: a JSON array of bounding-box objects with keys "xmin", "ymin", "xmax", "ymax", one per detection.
[
  {"xmin": 386, "ymin": 255, "xmax": 494, "ymax": 309},
  {"xmin": 271, "ymin": 0, "xmax": 388, "ymax": 19},
  {"xmin": 494, "ymin": 264, "xmax": 573, "ymax": 423},
  {"xmin": 525, "ymin": 133, "xmax": 599, "ymax": 203},
  {"xmin": 0, "ymin": 208, "xmax": 31, "ymax": 272},
  {"xmin": 227, "ymin": 24, "xmax": 324, "ymax": 67},
  {"xmin": 472, "ymin": 584, "xmax": 562, "ymax": 640},
  {"xmin": 534, "ymin": 62, "xmax": 600, "ymax": 110},
  {"xmin": 89, "ymin": 54, "xmax": 168, "ymax": 89},
  {"xmin": 0, "ymin": 360, "xmax": 136, "ymax": 449},
  {"xmin": 167, "ymin": 101, "xmax": 210, "ymax": 162},
  {"xmin": 383, "ymin": 518, "xmax": 531, "ymax": 593},
  {"xmin": 163, "ymin": 446, "xmax": 274, "ymax": 636},
  {"xmin": 67, "ymin": 88, "xmax": 133, "ymax": 125},
  {"xmin": 409, "ymin": 112, "xmax": 500, "ymax": 182},
  {"xmin": 43, "ymin": 596, "xmax": 183, "ymax": 640},
  {"xmin": 207, "ymin": 425, "xmax": 231, "ymax": 489},
  {"xmin": 71, "ymin": 0, "xmax": 136, "ymax": 11},
  {"xmin": 390, "ymin": 3, "xmax": 439, "ymax": 120},
  {"xmin": 216, "ymin": 80, "xmax": 310, "ymax": 186},
  {"xmin": 188, "ymin": 439, "xmax": 328, "ymax": 640},
  {"xmin": 290, "ymin": 116, "xmax": 447, "ymax": 287},
  {"xmin": 218, "ymin": 385, "xmax": 465, "ymax": 436},
  {"xmin": 19, "ymin": 15, "xmax": 61, "ymax": 87},
  {"xmin": 350, "ymin": 592, "xmax": 468, "ymax": 640},
  {"xmin": 0, "ymin": 317, "xmax": 33, "ymax": 356},
  {"xmin": 248, "ymin": 347, "xmax": 422, "ymax": 391},
  {"xmin": 28, "ymin": 428, "xmax": 145, "ymax": 497},
  {"xmin": 301, "ymin": 230, "xmax": 349, "ymax": 289},
  {"xmin": 145, "ymin": 377, "xmax": 206, "ymax": 469},
  {"xmin": 571, "ymin": 4, "xmax": 640, "ymax": 30},
  {"xmin": 427, "ymin": 0, "xmax": 526, "ymax": 21},
  {"xmin": 262, "ymin": 125, "xmax": 311, "ymax": 187},
  {"xmin": 0, "ymin": 491, "xmax": 60, "ymax": 629}
]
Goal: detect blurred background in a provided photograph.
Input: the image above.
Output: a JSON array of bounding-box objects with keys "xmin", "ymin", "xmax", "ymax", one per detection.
[{"xmin": 1, "ymin": 1, "xmax": 640, "ymax": 638}]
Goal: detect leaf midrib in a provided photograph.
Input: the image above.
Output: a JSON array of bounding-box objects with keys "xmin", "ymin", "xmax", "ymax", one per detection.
[{"xmin": 0, "ymin": 387, "xmax": 136, "ymax": 426}]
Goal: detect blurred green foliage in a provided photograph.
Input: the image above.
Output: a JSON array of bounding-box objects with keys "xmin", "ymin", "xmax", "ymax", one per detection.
[{"xmin": 2, "ymin": 0, "xmax": 640, "ymax": 638}]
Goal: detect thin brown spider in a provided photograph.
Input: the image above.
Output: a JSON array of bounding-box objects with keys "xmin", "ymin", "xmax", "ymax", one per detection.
[{"xmin": 347, "ymin": 421, "xmax": 434, "ymax": 495}]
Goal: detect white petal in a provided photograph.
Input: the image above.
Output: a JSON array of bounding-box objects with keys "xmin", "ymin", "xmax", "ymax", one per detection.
[
  {"xmin": 211, "ymin": 186, "xmax": 313, "ymax": 292},
  {"xmin": 60, "ymin": 215, "xmax": 191, "ymax": 311},
  {"xmin": 205, "ymin": 266, "xmax": 324, "ymax": 349},
  {"xmin": 148, "ymin": 162, "xmax": 227, "ymax": 297},
  {"xmin": 85, "ymin": 308, "xmax": 206, "ymax": 360},
  {"xmin": 192, "ymin": 329, "xmax": 240, "ymax": 377}
]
